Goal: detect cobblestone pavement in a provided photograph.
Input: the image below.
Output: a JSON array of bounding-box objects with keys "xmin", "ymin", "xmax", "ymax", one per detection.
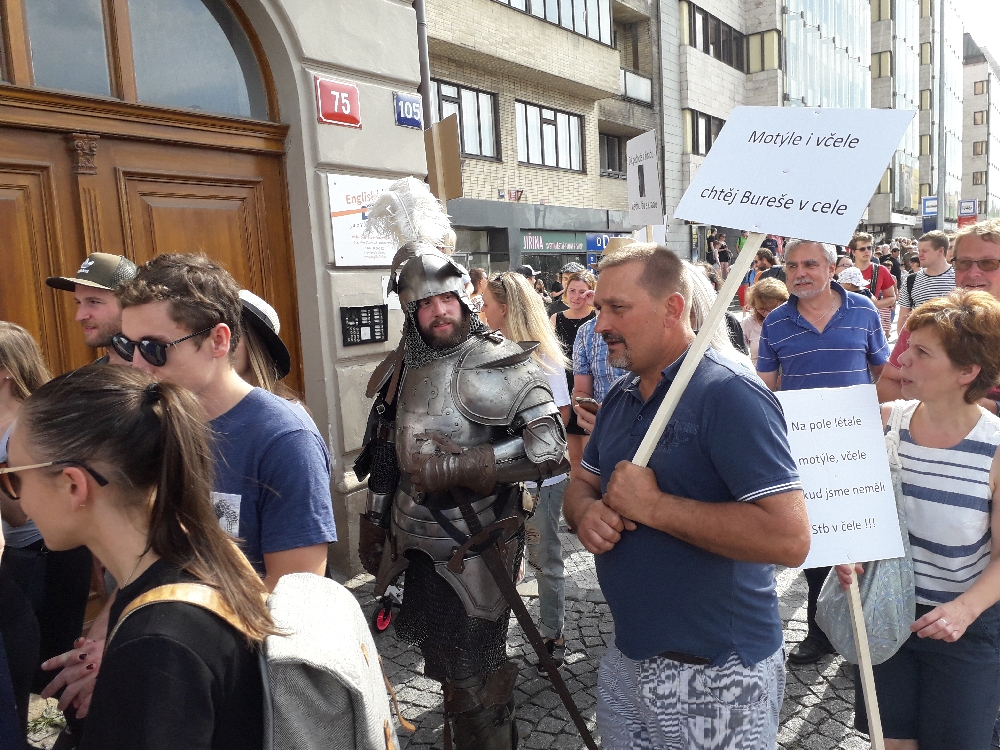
[{"xmin": 348, "ymin": 526, "xmax": 873, "ymax": 750}]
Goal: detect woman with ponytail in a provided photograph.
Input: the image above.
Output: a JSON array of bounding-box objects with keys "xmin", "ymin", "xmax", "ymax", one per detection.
[{"xmin": 2, "ymin": 365, "xmax": 273, "ymax": 750}]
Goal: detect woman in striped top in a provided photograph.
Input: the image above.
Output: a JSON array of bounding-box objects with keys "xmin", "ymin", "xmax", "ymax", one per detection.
[{"xmin": 838, "ymin": 289, "xmax": 1000, "ymax": 750}]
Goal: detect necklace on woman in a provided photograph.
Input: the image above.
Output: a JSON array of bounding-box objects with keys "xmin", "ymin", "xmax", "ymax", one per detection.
[{"xmin": 122, "ymin": 550, "xmax": 148, "ymax": 588}]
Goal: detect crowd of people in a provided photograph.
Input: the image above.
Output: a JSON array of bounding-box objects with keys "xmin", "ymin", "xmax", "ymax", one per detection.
[{"xmin": 3, "ymin": 204, "xmax": 1000, "ymax": 750}]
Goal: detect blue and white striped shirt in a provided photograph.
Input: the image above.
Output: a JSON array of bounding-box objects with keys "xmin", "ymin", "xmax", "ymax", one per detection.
[
  {"xmin": 896, "ymin": 403, "xmax": 1000, "ymax": 605},
  {"xmin": 757, "ymin": 282, "xmax": 889, "ymax": 390}
]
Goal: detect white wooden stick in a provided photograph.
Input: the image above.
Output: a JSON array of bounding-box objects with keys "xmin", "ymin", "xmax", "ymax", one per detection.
[
  {"xmin": 847, "ymin": 571, "xmax": 885, "ymax": 750},
  {"xmin": 632, "ymin": 232, "xmax": 764, "ymax": 467}
]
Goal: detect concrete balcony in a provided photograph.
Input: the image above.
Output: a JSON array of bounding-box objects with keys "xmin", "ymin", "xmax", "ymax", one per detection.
[
  {"xmin": 598, "ymin": 93, "xmax": 657, "ymax": 135},
  {"xmin": 620, "ymin": 68, "xmax": 653, "ymax": 103},
  {"xmin": 426, "ymin": 0, "xmax": 621, "ymax": 101},
  {"xmin": 612, "ymin": 0, "xmax": 652, "ymax": 22}
]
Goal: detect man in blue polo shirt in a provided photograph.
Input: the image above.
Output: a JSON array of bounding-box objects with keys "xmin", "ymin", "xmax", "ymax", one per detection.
[
  {"xmin": 563, "ymin": 244, "xmax": 809, "ymax": 749},
  {"xmin": 756, "ymin": 238, "xmax": 889, "ymax": 665}
]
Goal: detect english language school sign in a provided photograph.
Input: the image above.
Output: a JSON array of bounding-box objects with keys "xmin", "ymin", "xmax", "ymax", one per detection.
[
  {"xmin": 775, "ymin": 385, "xmax": 905, "ymax": 569},
  {"xmin": 674, "ymin": 107, "xmax": 916, "ymax": 245}
]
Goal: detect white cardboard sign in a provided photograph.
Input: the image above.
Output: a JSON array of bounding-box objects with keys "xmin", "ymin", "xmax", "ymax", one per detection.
[
  {"xmin": 327, "ymin": 173, "xmax": 397, "ymax": 266},
  {"xmin": 774, "ymin": 385, "xmax": 905, "ymax": 569},
  {"xmin": 626, "ymin": 130, "xmax": 662, "ymax": 227},
  {"xmin": 674, "ymin": 107, "xmax": 916, "ymax": 245}
]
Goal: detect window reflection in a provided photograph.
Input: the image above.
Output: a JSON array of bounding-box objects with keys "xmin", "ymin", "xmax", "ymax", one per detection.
[
  {"xmin": 24, "ymin": 0, "xmax": 110, "ymax": 97},
  {"xmin": 129, "ymin": 0, "xmax": 268, "ymax": 119}
]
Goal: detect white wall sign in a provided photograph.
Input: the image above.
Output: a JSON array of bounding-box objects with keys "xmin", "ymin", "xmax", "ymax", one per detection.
[
  {"xmin": 775, "ymin": 385, "xmax": 905, "ymax": 569},
  {"xmin": 327, "ymin": 173, "xmax": 396, "ymax": 266},
  {"xmin": 674, "ymin": 107, "xmax": 916, "ymax": 245},
  {"xmin": 626, "ymin": 130, "xmax": 662, "ymax": 227}
]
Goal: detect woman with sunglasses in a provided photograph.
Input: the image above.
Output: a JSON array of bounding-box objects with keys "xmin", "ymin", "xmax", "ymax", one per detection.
[{"xmin": 3, "ymin": 365, "xmax": 273, "ymax": 749}]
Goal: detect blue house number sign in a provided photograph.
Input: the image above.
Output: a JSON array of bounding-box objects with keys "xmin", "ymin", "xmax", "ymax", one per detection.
[{"xmin": 394, "ymin": 92, "xmax": 423, "ymax": 130}]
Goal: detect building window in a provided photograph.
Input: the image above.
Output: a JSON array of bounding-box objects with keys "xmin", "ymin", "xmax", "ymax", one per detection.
[
  {"xmin": 492, "ymin": 0, "xmax": 612, "ymax": 46},
  {"xmin": 600, "ymin": 133, "xmax": 624, "ymax": 176},
  {"xmin": 679, "ymin": 1, "xmax": 745, "ymax": 73},
  {"xmin": 920, "ymin": 89, "xmax": 931, "ymax": 110},
  {"xmin": 920, "ymin": 0, "xmax": 932, "ymax": 17},
  {"xmin": 747, "ymin": 30, "xmax": 781, "ymax": 74},
  {"xmin": 516, "ymin": 101, "xmax": 583, "ymax": 171},
  {"xmin": 973, "ymin": 171, "xmax": 987, "ymax": 186},
  {"xmin": 876, "ymin": 168, "xmax": 891, "ymax": 194},
  {"xmin": 974, "ymin": 141, "xmax": 987, "ymax": 156},
  {"xmin": 980, "ymin": 201, "xmax": 987, "ymax": 215},
  {"xmin": 871, "ymin": 0, "xmax": 891, "ymax": 21},
  {"xmin": 920, "ymin": 183, "xmax": 932, "ymax": 198},
  {"xmin": 920, "ymin": 134, "xmax": 931, "ymax": 156},
  {"xmin": 431, "ymin": 81, "xmax": 498, "ymax": 158},
  {"xmin": 871, "ymin": 51, "xmax": 892, "ymax": 79},
  {"xmin": 683, "ymin": 108, "xmax": 725, "ymax": 156},
  {"xmin": 920, "ymin": 42, "xmax": 932, "ymax": 66},
  {"xmin": 975, "ymin": 110, "xmax": 986, "ymax": 125},
  {"xmin": 975, "ymin": 80, "xmax": 988, "ymax": 95}
]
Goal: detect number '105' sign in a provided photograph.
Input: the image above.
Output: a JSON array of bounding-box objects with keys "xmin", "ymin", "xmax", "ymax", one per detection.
[{"xmin": 315, "ymin": 76, "xmax": 361, "ymax": 129}]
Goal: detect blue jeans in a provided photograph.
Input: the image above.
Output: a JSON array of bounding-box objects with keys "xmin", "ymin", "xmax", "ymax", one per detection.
[{"xmin": 526, "ymin": 477, "xmax": 567, "ymax": 640}]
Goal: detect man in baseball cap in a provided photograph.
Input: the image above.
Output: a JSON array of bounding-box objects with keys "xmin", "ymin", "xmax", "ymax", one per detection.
[{"xmin": 46, "ymin": 252, "xmax": 138, "ymax": 365}]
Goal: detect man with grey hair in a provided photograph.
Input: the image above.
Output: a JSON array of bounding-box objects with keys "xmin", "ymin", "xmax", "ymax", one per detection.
[
  {"xmin": 756, "ymin": 238, "xmax": 889, "ymax": 665},
  {"xmin": 565, "ymin": 243, "xmax": 809, "ymax": 748}
]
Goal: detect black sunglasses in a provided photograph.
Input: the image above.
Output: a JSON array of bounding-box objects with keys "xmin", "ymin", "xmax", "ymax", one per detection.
[
  {"xmin": 0, "ymin": 460, "xmax": 109, "ymax": 501},
  {"xmin": 110, "ymin": 326, "xmax": 214, "ymax": 367},
  {"xmin": 951, "ymin": 258, "xmax": 1000, "ymax": 273}
]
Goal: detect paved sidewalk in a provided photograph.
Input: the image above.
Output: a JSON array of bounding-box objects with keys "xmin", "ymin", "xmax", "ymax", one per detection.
[{"xmin": 349, "ymin": 526, "xmax": 872, "ymax": 749}]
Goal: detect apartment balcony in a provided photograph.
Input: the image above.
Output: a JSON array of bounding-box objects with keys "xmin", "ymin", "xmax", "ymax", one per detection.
[
  {"xmin": 612, "ymin": 0, "xmax": 652, "ymax": 22},
  {"xmin": 620, "ymin": 68, "xmax": 653, "ymax": 104},
  {"xmin": 599, "ymin": 69, "xmax": 657, "ymax": 135}
]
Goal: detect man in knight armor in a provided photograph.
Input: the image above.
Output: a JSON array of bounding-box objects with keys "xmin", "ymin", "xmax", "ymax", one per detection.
[{"xmin": 356, "ymin": 179, "xmax": 569, "ymax": 749}]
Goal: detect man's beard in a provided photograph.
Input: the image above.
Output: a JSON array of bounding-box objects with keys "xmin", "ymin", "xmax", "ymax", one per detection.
[
  {"xmin": 418, "ymin": 309, "xmax": 471, "ymax": 350},
  {"xmin": 602, "ymin": 333, "xmax": 632, "ymax": 370},
  {"xmin": 83, "ymin": 319, "xmax": 119, "ymax": 349}
]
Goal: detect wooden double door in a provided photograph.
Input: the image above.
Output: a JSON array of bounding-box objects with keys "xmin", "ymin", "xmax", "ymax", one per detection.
[{"xmin": 0, "ymin": 92, "xmax": 303, "ymax": 392}]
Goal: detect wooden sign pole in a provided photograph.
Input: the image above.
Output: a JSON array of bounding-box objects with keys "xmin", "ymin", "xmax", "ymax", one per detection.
[
  {"xmin": 847, "ymin": 570, "xmax": 886, "ymax": 750},
  {"xmin": 631, "ymin": 232, "xmax": 763, "ymax": 467}
]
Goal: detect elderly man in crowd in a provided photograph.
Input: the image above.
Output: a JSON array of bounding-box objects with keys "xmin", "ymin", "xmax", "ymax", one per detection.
[
  {"xmin": 756, "ymin": 239, "xmax": 889, "ymax": 665},
  {"xmin": 564, "ymin": 243, "xmax": 809, "ymax": 748}
]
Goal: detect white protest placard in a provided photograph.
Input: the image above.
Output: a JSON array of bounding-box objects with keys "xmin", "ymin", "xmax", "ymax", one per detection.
[
  {"xmin": 327, "ymin": 173, "xmax": 396, "ymax": 266},
  {"xmin": 626, "ymin": 130, "xmax": 661, "ymax": 227},
  {"xmin": 774, "ymin": 385, "xmax": 904, "ymax": 569},
  {"xmin": 673, "ymin": 107, "xmax": 916, "ymax": 244}
]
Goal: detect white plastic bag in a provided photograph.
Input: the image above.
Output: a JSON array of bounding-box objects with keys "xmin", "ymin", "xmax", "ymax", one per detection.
[{"xmin": 815, "ymin": 401, "xmax": 916, "ymax": 665}]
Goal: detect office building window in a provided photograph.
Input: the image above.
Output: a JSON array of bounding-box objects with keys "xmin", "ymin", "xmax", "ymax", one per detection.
[
  {"xmin": 876, "ymin": 168, "xmax": 891, "ymax": 194},
  {"xmin": 980, "ymin": 201, "xmax": 987, "ymax": 215},
  {"xmin": 871, "ymin": 51, "xmax": 892, "ymax": 79},
  {"xmin": 920, "ymin": 42, "xmax": 932, "ymax": 65},
  {"xmin": 974, "ymin": 141, "xmax": 987, "ymax": 156},
  {"xmin": 679, "ymin": 1, "xmax": 745, "ymax": 73},
  {"xmin": 431, "ymin": 81, "xmax": 498, "ymax": 158},
  {"xmin": 973, "ymin": 171, "xmax": 987, "ymax": 186},
  {"xmin": 747, "ymin": 30, "xmax": 781, "ymax": 74},
  {"xmin": 600, "ymin": 133, "xmax": 624, "ymax": 176},
  {"xmin": 871, "ymin": 0, "xmax": 891, "ymax": 21},
  {"xmin": 920, "ymin": 0, "xmax": 931, "ymax": 17},
  {"xmin": 516, "ymin": 101, "xmax": 583, "ymax": 171},
  {"xmin": 920, "ymin": 183, "xmax": 931, "ymax": 198},
  {"xmin": 975, "ymin": 80, "xmax": 988, "ymax": 95},
  {"xmin": 492, "ymin": 0, "xmax": 612, "ymax": 46},
  {"xmin": 920, "ymin": 135, "xmax": 931, "ymax": 156},
  {"xmin": 920, "ymin": 89, "xmax": 931, "ymax": 110},
  {"xmin": 975, "ymin": 110, "xmax": 986, "ymax": 125},
  {"xmin": 683, "ymin": 108, "xmax": 725, "ymax": 156}
]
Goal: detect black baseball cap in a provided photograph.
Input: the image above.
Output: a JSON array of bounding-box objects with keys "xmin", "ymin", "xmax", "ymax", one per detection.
[
  {"xmin": 515, "ymin": 265, "xmax": 536, "ymax": 279},
  {"xmin": 239, "ymin": 290, "xmax": 291, "ymax": 380},
  {"xmin": 46, "ymin": 252, "xmax": 138, "ymax": 292}
]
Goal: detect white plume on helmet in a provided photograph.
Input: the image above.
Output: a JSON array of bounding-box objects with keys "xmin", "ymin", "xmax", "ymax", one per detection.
[{"xmin": 363, "ymin": 177, "xmax": 454, "ymax": 254}]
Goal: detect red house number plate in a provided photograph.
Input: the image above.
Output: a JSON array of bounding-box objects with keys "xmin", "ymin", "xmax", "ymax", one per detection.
[{"xmin": 315, "ymin": 76, "xmax": 361, "ymax": 128}]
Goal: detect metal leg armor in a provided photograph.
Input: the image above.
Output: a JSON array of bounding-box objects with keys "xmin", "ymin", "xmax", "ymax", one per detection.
[{"xmin": 442, "ymin": 662, "xmax": 519, "ymax": 750}]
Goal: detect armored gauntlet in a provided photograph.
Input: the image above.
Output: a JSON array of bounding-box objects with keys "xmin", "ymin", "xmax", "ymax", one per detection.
[{"xmin": 413, "ymin": 443, "xmax": 497, "ymax": 495}]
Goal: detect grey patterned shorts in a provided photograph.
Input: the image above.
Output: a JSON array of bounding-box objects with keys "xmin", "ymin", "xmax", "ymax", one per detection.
[{"xmin": 596, "ymin": 643, "xmax": 785, "ymax": 749}]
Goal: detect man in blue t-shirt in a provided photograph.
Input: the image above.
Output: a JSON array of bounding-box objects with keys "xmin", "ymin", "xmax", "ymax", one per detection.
[
  {"xmin": 116, "ymin": 253, "xmax": 337, "ymax": 583},
  {"xmin": 564, "ymin": 245, "xmax": 809, "ymax": 749},
  {"xmin": 756, "ymin": 240, "xmax": 888, "ymax": 665}
]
